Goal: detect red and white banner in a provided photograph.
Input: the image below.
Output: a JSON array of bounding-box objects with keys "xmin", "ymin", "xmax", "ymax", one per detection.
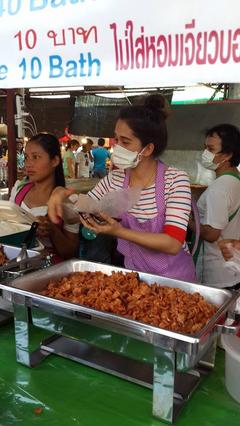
[{"xmin": 0, "ymin": 0, "xmax": 240, "ymax": 88}]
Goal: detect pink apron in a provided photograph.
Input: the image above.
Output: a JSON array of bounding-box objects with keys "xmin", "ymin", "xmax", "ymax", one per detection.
[{"xmin": 117, "ymin": 161, "xmax": 196, "ymax": 282}]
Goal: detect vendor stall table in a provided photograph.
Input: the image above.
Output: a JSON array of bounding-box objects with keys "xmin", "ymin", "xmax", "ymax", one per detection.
[
  {"xmin": 0, "ymin": 324, "xmax": 239, "ymax": 426},
  {"xmin": 66, "ymin": 180, "xmax": 207, "ymax": 199},
  {"xmin": 66, "ymin": 178, "xmax": 100, "ymax": 194}
]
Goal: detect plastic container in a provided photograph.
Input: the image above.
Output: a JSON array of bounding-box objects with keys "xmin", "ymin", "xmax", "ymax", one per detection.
[
  {"xmin": 221, "ymin": 334, "xmax": 240, "ymax": 403},
  {"xmin": 0, "ymin": 225, "xmax": 43, "ymax": 250},
  {"xmin": 0, "ymin": 201, "xmax": 37, "ymax": 249},
  {"xmin": 0, "ymin": 223, "xmax": 31, "ymax": 247}
]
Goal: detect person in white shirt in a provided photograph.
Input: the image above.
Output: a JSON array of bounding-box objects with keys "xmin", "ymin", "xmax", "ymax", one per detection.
[
  {"xmin": 190, "ymin": 124, "xmax": 240, "ymax": 289},
  {"xmin": 75, "ymin": 138, "xmax": 94, "ymax": 178}
]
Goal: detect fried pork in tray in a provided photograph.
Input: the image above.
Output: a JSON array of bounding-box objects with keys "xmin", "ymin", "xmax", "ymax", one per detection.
[{"xmin": 41, "ymin": 271, "xmax": 217, "ymax": 335}]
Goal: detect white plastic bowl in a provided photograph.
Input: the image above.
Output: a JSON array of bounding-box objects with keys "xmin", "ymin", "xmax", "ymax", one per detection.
[{"xmin": 221, "ymin": 334, "xmax": 240, "ymax": 404}]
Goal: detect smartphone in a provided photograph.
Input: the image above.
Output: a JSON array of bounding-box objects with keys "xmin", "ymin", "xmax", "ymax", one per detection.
[
  {"xmin": 78, "ymin": 213, "xmax": 106, "ymax": 225},
  {"xmin": 91, "ymin": 214, "xmax": 106, "ymax": 224}
]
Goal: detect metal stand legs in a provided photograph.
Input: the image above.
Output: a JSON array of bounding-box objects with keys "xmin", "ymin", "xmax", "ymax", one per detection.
[
  {"xmin": 13, "ymin": 300, "xmax": 216, "ymax": 423},
  {"xmin": 13, "ymin": 302, "xmax": 51, "ymax": 367}
]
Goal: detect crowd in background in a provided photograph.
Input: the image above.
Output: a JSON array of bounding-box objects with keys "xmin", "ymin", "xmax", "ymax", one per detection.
[
  {"xmin": 63, "ymin": 136, "xmax": 111, "ymax": 179},
  {"xmin": 12, "ymin": 135, "xmax": 112, "ymax": 180}
]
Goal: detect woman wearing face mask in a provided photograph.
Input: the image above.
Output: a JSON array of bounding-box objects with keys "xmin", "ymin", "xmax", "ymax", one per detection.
[
  {"xmin": 47, "ymin": 95, "xmax": 196, "ymax": 282},
  {"xmin": 191, "ymin": 124, "xmax": 240, "ymax": 288}
]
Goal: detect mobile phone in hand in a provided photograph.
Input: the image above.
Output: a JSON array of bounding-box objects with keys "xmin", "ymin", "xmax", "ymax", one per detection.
[
  {"xmin": 78, "ymin": 213, "xmax": 106, "ymax": 225},
  {"xmin": 90, "ymin": 214, "xmax": 106, "ymax": 224}
]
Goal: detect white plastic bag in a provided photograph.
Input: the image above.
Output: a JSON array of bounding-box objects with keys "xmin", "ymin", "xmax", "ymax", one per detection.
[{"xmin": 63, "ymin": 188, "xmax": 141, "ymax": 224}]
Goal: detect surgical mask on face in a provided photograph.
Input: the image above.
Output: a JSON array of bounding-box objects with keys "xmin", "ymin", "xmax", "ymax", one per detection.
[
  {"xmin": 111, "ymin": 144, "xmax": 145, "ymax": 170},
  {"xmin": 201, "ymin": 149, "xmax": 219, "ymax": 171}
]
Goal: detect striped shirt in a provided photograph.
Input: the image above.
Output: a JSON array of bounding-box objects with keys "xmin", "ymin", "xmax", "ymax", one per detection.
[{"xmin": 88, "ymin": 167, "xmax": 191, "ymax": 245}]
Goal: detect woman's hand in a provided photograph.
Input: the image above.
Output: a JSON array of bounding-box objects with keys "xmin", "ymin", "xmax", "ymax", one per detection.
[
  {"xmin": 47, "ymin": 186, "xmax": 75, "ymax": 224},
  {"xmin": 80, "ymin": 212, "xmax": 122, "ymax": 237},
  {"xmin": 218, "ymin": 239, "xmax": 240, "ymax": 260},
  {"xmin": 36, "ymin": 216, "xmax": 52, "ymax": 238}
]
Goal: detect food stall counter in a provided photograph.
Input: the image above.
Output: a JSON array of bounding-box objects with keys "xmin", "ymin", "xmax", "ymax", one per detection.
[{"xmin": 66, "ymin": 178, "xmax": 100, "ymax": 194}]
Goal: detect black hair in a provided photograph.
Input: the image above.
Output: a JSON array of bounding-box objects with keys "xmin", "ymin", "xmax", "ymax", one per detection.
[
  {"xmin": 206, "ymin": 124, "xmax": 240, "ymax": 167},
  {"xmin": 28, "ymin": 132, "xmax": 65, "ymax": 187},
  {"xmin": 66, "ymin": 139, "xmax": 79, "ymax": 151},
  {"xmin": 82, "ymin": 138, "xmax": 94, "ymax": 151},
  {"xmin": 17, "ymin": 141, "xmax": 24, "ymax": 152},
  {"xmin": 98, "ymin": 138, "xmax": 105, "ymax": 146},
  {"xmin": 117, "ymin": 94, "xmax": 170, "ymax": 157}
]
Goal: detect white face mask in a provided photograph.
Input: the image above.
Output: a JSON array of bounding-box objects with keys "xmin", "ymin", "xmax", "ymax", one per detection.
[
  {"xmin": 201, "ymin": 149, "xmax": 219, "ymax": 171},
  {"xmin": 111, "ymin": 144, "xmax": 145, "ymax": 170}
]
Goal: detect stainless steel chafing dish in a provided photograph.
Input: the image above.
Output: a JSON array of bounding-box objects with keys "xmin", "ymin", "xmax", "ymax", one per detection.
[
  {"xmin": 1, "ymin": 260, "xmax": 240, "ymax": 423},
  {"xmin": 0, "ymin": 244, "xmax": 43, "ymax": 282}
]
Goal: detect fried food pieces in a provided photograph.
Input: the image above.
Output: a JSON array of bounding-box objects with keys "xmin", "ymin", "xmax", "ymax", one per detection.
[
  {"xmin": 0, "ymin": 245, "xmax": 8, "ymax": 266},
  {"xmin": 41, "ymin": 271, "xmax": 217, "ymax": 334}
]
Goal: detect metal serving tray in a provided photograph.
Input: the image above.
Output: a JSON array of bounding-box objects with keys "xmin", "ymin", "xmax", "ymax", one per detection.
[
  {"xmin": 5, "ymin": 259, "xmax": 238, "ymax": 350},
  {"xmin": 0, "ymin": 244, "xmax": 42, "ymax": 282},
  {"xmin": 1, "ymin": 243, "xmax": 39, "ymax": 260},
  {"xmin": 1, "ymin": 260, "xmax": 239, "ymax": 423},
  {"xmin": 0, "ymin": 244, "xmax": 43, "ymax": 322}
]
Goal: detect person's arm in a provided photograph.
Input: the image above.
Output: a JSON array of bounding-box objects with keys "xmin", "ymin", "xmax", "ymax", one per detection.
[
  {"xmin": 36, "ymin": 215, "xmax": 79, "ymax": 259},
  {"xmin": 79, "ymin": 212, "xmax": 182, "ymax": 255},
  {"xmin": 67, "ymin": 157, "xmax": 75, "ymax": 178},
  {"xmin": 50, "ymin": 226, "xmax": 79, "ymax": 259},
  {"xmin": 190, "ymin": 183, "xmax": 228, "ymax": 243},
  {"xmin": 189, "ymin": 217, "xmax": 221, "ymax": 242},
  {"xmin": 47, "ymin": 173, "xmax": 111, "ymax": 224},
  {"xmin": 191, "ymin": 222, "xmax": 221, "ymax": 242},
  {"xmin": 218, "ymin": 239, "xmax": 240, "ymax": 260},
  {"xmin": 47, "ymin": 187, "xmax": 76, "ymax": 224},
  {"xmin": 163, "ymin": 170, "xmax": 192, "ymax": 244}
]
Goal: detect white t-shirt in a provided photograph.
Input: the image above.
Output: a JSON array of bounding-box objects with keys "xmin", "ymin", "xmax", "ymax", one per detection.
[
  {"xmin": 10, "ymin": 181, "xmax": 79, "ymax": 248},
  {"xmin": 197, "ymin": 174, "xmax": 240, "ymax": 288},
  {"xmin": 76, "ymin": 151, "xmax": 91, "ymax": 178}
]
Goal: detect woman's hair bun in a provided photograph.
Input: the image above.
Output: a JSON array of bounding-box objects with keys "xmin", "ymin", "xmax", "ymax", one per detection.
[{"xmin": 144, "ymin": 94, "xmax": 171, "ymax": 120}]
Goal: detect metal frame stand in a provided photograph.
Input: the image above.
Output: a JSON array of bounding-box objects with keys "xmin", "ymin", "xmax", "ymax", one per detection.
[{"xmin": 13, "ymin": 301, "xmax": 216, "ymax": 423}]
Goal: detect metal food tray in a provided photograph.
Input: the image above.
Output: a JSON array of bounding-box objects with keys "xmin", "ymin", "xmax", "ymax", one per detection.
[
  {"xmin": 1, "ymin": 260, "xmax": 240, "ymax": 423},
  {"xmin": 0, "ymin": 244, "xmax": 42, "ymax": 282},
  {"xmin": 1, "ymin": 244, "xmax": 39, "ymax": 260}
]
